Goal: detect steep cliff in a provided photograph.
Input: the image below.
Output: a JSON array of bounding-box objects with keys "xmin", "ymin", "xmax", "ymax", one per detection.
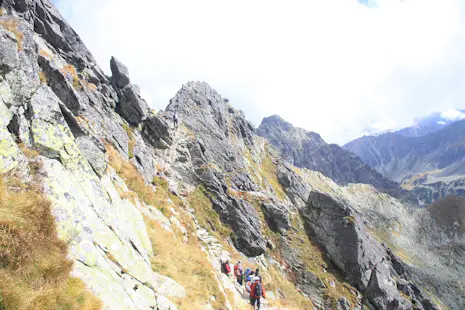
[{"xmin": 0, "ymin": 1, "xmax": 462, "ymax": 310}]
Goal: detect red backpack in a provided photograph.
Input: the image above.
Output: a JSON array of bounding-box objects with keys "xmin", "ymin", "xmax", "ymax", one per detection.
[
  {"xmin": 224, "ymin": 262, "xmax": 231, "ymax": 274},
  {"xmin": 234, "ymin": 264, "xmax": 242, "ymax": 276}
]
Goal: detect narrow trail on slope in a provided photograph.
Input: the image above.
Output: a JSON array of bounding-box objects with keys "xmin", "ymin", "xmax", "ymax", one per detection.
[
  {"xmin": 195, "ymin": 222, "xmax": 279, "ymax": 310},
  {"xmin": 166, "ymin": 124, "xmax": 284, "ymax": 309}
]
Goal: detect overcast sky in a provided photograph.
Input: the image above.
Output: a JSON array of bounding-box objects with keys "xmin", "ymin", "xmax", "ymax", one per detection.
[{"xmin": 54, "ymin": 0, "xmax": 465, "ymax": 145}]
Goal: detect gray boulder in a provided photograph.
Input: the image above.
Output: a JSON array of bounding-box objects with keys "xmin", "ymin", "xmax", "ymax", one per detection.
[
  {"xmin": 186, "ymin": 135, "xmax": 267, "ymax": 257},
  {"xmin": 38, "ymin": 55, "xmax": 86, "ymax": 114},
  {"xmin": 75, "ymin": 135, "xmax": 107, "ymax": 177},
  {"xmin": 0, "ymin": 27, "xmax": 19, "ymax": 74},
  {"xmin": 207, "ymin": 183, "xmax": 267, "ymax": 257},
  {"xmin": 337, "ymin": 297, "xmax": 351, "ymax": 310},
  {"xmin": 261, "ymin": 199, "xmax": 291, "ymax": 233},
  {"xmin": 277, "ymin": 162, "xmax": 310, "ymax": 208},
  {"xmin": 280, "ymin": 237, "xmax": 327, "ymax": 306},
  {"xmin": 364, "ymin": 265, "xmax": 411, "ymax": 310},
  {"xmin": 141, "ymin": 114, "xmax": 172, "ymax": 149},
  {"xmin": 117, "ymin": 84, "xmax": 149, "ymax": 125},
  {"xmin": 301, "ymin": 191, "xmax": 410, "ymax": 309},
  {"xmin": 110, "ymin": 56, "xmax": 130, "ymax": 89}
]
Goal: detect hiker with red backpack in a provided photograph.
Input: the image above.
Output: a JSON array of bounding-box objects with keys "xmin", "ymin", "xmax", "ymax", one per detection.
[
  {"xmin": 245, "ymin": 270, "xmax": 255, "ymax": 295},
  {"xmin": 221, "ymin": 259, "xmax": 231, "ymax": 276},
  {"xmin": 234, "ymin": 261, "xmax": 244, "ymax": 285},
  {"xmin": 250, "ymin": 276, "xmax": 266, "ymax": 310}
]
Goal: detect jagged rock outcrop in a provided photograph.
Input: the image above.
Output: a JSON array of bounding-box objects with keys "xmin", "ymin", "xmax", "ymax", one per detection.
[
  {"xmin": 110, "ymin": 56, "xmax": 130, "ymax": 88},
  {"xmin": 165, "ymin": 81, "xmax": 268, "ymax": 256},
  {"xmin": 0, "ymin": 2, "xmax": 180, "ymax": 309},
  {"xmin": 258, "ymin": 115, "xmax": 399, "ymax": 191},
  {"xmin": 117, "ymin": 84, "xmax": 149, "ymax": 125},
  {"xmin": 278, "ymin": 168, "xmax": 449, "ymax": 309},
  {"xmin": 109, "ymin": 56, "xmax": 149, "ymax": 125},
  {"xmin": 302, "ymin": 192, "xmax": 411, "ymax": 309},
  {"xmin": 142, "ymin": 112, "xmax": 172, "ymax": 149}
]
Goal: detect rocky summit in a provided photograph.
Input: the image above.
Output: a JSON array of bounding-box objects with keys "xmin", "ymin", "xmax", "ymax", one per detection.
[{"xmin": 0, "ymin": 1, "xmax": 463, "ymax": 310}]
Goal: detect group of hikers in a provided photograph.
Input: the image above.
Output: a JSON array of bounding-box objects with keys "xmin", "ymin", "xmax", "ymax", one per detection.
[{"xmin": 221, "ymin": 260, "xmax": 266, "ymax": 310}]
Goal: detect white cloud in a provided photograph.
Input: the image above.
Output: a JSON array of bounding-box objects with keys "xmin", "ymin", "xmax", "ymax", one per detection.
[
  {"xmin": 139, "ymin": 89, "xmax": 153, "ymax": 109},
  {"xmin": 54, "ymin": 0, "xmax": 465, "ymax": 144},
  {"xmin": 441, "ymin": 108, "xmax": 465, "ymax": 121},
  {"xmin": 437, "ymin": 121, "xmax": 446, "ymax": 125}
]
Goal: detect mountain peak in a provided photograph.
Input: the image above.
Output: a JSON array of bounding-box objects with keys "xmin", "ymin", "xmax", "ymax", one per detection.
[
  {"xmin": 257, "ymin": 116, "xmax": 398, "ymax": 191},
  {"xmin": 259, "ymin": 115, "xmax": 323, "ymax": 140}
]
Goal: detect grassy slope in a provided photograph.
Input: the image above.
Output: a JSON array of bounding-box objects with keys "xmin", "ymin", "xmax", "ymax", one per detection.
[{"xmin": 0, "ymin": 174, "xmax": 101, "ymax": 310}]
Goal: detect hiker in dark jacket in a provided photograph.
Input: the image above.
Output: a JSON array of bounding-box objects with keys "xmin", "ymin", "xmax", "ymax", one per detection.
[
  {"xmin": 173, "ymin": 111, "xmax": 179, "ymax": 129},
  {"xmin": 250, "ymin": 277, "xmax": 266, "ymax": 310},
  {"xmin": 255, "ymin": 268, "xmax": 262, "ymax": 281}
]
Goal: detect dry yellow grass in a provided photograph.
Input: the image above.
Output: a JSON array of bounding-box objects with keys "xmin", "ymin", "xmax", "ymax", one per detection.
[
  {"xmin": 18, "ymin": 143, "xmax": 42, "ymax": 175},
  {"xmin": 106, "ymin": 143, "xmax": 186, "ymax": 219},
  {"xmin": 39, "ymin": 49, "xmax": 53, "ymax": 60},
  {"xmin": 266, "ymin": 266, "xmax": 314, "ymax": 310},
  {"xmin": 187, "ymin": 186, "xmax": 232, "ymax": 239},
  {"xmin": 259, "ymin": 150, "xmax": 286, "ymax": 200},
  {"xmin": 284, "ymin": 215, "xmax": 359, "ymax": 308},
  {"xmin": 0, "ymin": 18, "xmax": 24, "ymax": 50},
  {"xmin": 146, "ymin": 218, "xmax": 227, "ymax": 310},
  {"xmin": 0, "ymin": 8, "xmax": 5, "ymax": 16},
  {"xmin": 60, "ymin": 64, "xmax": 82, "ymax": 90},
  {"xmin": 82, "ymin": 80, "xmax": 97, "ymax": 91},
  {"xmin": 122, "ymin": 124, "xmax": 136, "ymax": 159},
  {"xmin": 0, "ymin": 176, "xmax": 102, "ymax": 310},
  {"xmin": 106, "ymin": 143, "xmax": 159, "ymax": 204},
  {"xmin": 38, "ymin": 71, "xmax": 48, "ymax": 84},
  {"xmin": 243, "ymin": 147, "xmax": 286, "ymax": 201}
]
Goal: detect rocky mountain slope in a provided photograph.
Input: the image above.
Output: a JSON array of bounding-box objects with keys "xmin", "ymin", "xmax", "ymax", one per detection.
[
  {"xmin": 257, "ymin": 115, "xmax": 399, "ymax": 191},
  {"xmin": 0, "ymin": 1, "xmax": 463, "ymax": 309},
  {"xmin": 344, "ymin": 120, "xmax": 465, "ymax": 204}
]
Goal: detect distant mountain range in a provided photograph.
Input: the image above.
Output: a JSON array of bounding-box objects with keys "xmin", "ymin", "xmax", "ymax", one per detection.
[
  {"xmin": 257, "ymin": 115, "xmax": 399, "ymax": 191},
  {"xmin": 344, "ymin": 112, "xmax": 465, "ymax": 204},
  {"xmin": 394, "ymin": 110, "xmax": 465, "ymax": 138}
]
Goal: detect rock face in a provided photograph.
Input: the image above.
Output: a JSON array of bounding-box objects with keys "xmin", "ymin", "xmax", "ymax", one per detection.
[
  {"xmin": 117, "ymin": 84, "xmax": 149, "ymax": 125},
  {"xmin": 110, "ymin": 56, "xmax": 149, "ymax": 125},
  {"xmin": 344, "ymin": 120, "xmax": 465, "ymax": 203},
  {"xmin": 279, "ymin": 168, "xmax": 460, "ymax": 309},
  {"xmin": 142, "ymin": 113, "xmax": 172, "ymax": 149},
  {"xmin": 258, "ymin": 115, "xmax": 399, "ymax": 191},
  {"xmin": 0, "ymin": 2, "xmax": 179, "ymax": 309},
  {"xmin": 302, "ymin": 192, "xmax": 412, "ymax": 309},
  {"xmin": 110, "ymin": 56, "xmax": 130, "ymax": 88},
  {"xmin": 165, "ymin": 81, "xmax": 268, "ymax": 256}
]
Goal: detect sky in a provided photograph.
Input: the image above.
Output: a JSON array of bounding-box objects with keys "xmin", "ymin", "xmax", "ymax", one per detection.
[{"xmin": 53, "ymin": 0, "xmax": 465, "ymax": 145}]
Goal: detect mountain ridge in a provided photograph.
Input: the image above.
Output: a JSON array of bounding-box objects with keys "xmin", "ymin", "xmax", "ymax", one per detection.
[
  {"xmin": 344, "ymin": 119, "xmax": 465, "ymax": 203},
  {"xmin": 0, "ymin": 1, "xmax": 463, "ymax": 309},
  {"xmin": 257, "ymin": 114, "xmax": 400, "ymax": 192}
]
